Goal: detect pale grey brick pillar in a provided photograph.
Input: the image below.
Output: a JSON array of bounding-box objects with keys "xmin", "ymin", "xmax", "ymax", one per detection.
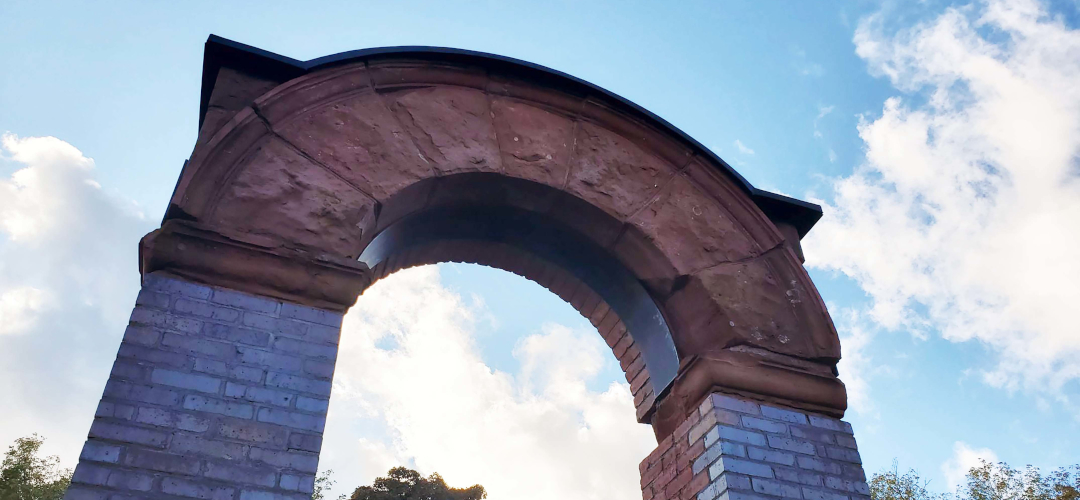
[
  {"xmin": 65, "ymin": 273, "xmax": 343, "ymax": 500},
  {"xmin": 640, "ymin": 393, "xmax": 868, "ymax": 500}
]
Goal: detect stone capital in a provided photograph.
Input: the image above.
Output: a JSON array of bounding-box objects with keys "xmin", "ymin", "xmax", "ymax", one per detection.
[
  {"xmin": 139, "ymin": 220, "xmax": 371, "ymax": 311},
  {"xmin": 650, "ymin": 347, "xmax": 847, "ymax": 438}
]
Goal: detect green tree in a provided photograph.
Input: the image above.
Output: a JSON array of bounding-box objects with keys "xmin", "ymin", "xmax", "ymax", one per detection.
[
  {"xmin": 348, "ymin": 467, "xmax": 485, "ymax": 500},
  {"xmin": 963, "ymin": 460, "xmax": 1079, "ymax": 500},
  {"xmin": 869, "ymin": 460, "xmax": 1080, "ymax": 500},
  {"xmin": 870, "ymin": 462, "xmax": 944, "ymax": 500},
  {"xmin": 0, "ymin": 434, "xmax": 72, "ymax": 500}
]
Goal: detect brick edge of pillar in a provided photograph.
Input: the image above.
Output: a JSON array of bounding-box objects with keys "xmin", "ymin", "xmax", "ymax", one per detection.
[
  {"xmin": 640, "ymin": 393, "xmax": 868, "ymax": 500},
  {"xmin": 64, "ymin": 270, "xmax": 345, "ymax": 500}
]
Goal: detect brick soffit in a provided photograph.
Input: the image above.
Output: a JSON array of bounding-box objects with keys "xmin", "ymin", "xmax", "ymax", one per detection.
[{"xmin": 185, "ymin": 34, "xmax": 824, "ymax": 239}]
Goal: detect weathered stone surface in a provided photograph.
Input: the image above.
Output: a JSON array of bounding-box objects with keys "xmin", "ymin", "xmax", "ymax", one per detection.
[
  {"xmin": 210, "ymin": 137, "xmax": 374, "ymax": 258},
  {"xmin": 631, "ymin": 174, "xmax": 761, "ymax": 274},
  {"xmin": 491, "ymin": 96, "xmax": 574, "ymax": 186},
  {"xmin": 387, "ymin": 86, "xmax": 502, "ymax": 175},
  {"xmin": 271, "ymin": 90, "xmax": 434, "ymax": 202},
  {"xmin": 566, "ymin": 121, "xmax": 676, "ymax": 219}
]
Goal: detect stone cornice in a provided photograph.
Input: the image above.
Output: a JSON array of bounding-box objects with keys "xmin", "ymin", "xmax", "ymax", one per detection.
[{"xmin": 139, "ymin": 220, "xmax": 372, "ymax": 312}]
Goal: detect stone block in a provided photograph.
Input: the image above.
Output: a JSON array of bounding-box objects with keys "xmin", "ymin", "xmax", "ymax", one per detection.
[
  {"xmin": 239, "ymin": 489, "xmax": 311, "ymax": 500},
  {"xmin": 144, "ymin": 274, "xmax": 213, "ymax": 299},
  {"xmin": 305, "ymin": 324, "xmax": 341, "ymax": 345},
  {"xmin": 248, "ymin": 447, "xmax": 319, "ymax": 473},
  {"xmin": 72, "ymin": 463, "xmax": 112, "ymax": 486},
  {"xmin": 122, "ymin": 326, "xmax": 161, "ymax": 346},
  {"xmin": 217, "ymin": 420, "xmax": 288, "ymax": 448},
  {"xmin": 163, "ymin": 333, "xmax": 236, "ymax": 360},
  {"xmin": 768, "ymin": 436, "xmax": 816, "ymax": 455},
  {"xmin": 752, "ymin": 477, "xmax": 802, "ymax": 498},
  {"xmin": 287, "ymin": 433, "xmax": 322, "ymax": 453},
  {"xmin": 161, "ymin": 477, "xmax": 236, "ymax": 500},
  {"xmin": 711, "ymin": 394, "xmax": 760, "ymax": 415},
  {"xmin": 193, "ymin": 357, "xmax": 229, "ymax": 377},
  {"xmin": 231, "ymin": 365, "xmax": 266, "ymax": 383},
  {"xmin": 170, "ymin": 434, "xmax": 248, "ymax": 461},
  {"xmin": 106, "ymin": 469, "xmax": 154, "ymax": 491},
  {"xmin": 88, "ymin": 421, "xmax": 169, "ymax": 448},
  {"xmin": 296, "ymin": 396, "xmax": 329, "ymax": 413},
  {"xmin": 808, "ymin": 416, "xmax": 853, "ymax": 434},
  {"xmin": 280, "ymin": 473, "xmax": 316, "ymax": 493},
  {"xmin": 238, "ymin": 348, "xmax": 303, "ymax": 374},
  {"xmin": 212, "ymin": 289, "xmax": 280, "ymax": 315},
  {"xmin": 825, "ymin": 446, "xmax": 861, "ymax": 464},
  {"xmin": 257, "ymin": 407, "xmax": 326, "ymax": 432},
  {"xmin": 151, "ymin": 368, "xmax": 222, "ymax": 394},
  {"xmin": 302, "ymin": 359, "xmax": 335, "ymax": 379},
  {"xmin": 265, "ymin": 372, "xmax": 331, "ymax": 396},
  {"xmin": 136, "ymin": 290, "xmax": 172, "ymax": 309},
  {"xmin": 117, "ymin": 343, "xmax": 188, "ymax": 368},
  {"xmin": 742, "ymin": 416, "xmax": 788, "ymax": 434},
  {"xmin": 79, "ymin": 441, "xmax": 121, "ymax": 464},
  {"xmin": 121, "ymin": 447, "xmax": 201, "ymax": 475},
  {"xmin": 761, "ymin": 405, "xmax": 810, "ymax": 425},
  {"xmin": 184, "ymin": 394, "xmax": 254, "ymax": 419},
  {"xmin": 280, "ymin": 303, "xmax": 342, "ymax": 327},
  {"xmin": 204, "ymin": 323, "xmax": 271, "ymax": 347},
  {"xmin": 803, "ymin": 487, "xmax": 849, "ymax": 500},
  {"xmin": 709, "ymin": 457, "xmax": 774, "ymax": 479},
  {"xmin": 716, "ymin": 425, "xmax": 767, "ymax": 447},
  {"xmin": 273, "ymin": 336, "xmax": 337, "ymax": 360},
  {"xmin": 775, "ymin": 467, "xmax": 824, "ymax": 487},
  {"xmin": 748, "ymin": 446, "xmax": 796, "ymax": 466},
  {"xmin": 166, "ymin": 314, "xmax": 204, "ymax": 334},
  {"xmin": 204, "ymin": 461, "xmax": 277, "ymax": 487},
  {"xmin": 228, "ymin": 383, "xmax": 295, "ymax": 407}
]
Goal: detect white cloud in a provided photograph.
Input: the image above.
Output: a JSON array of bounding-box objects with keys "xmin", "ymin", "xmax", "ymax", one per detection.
[
  {"xmin": 734, "ymin": 139, "xmax": 755, "ymax": 155},
  {"xmin": 942, "ymin": 441, "xmax": 998, "ymax": 491},
  {"xmin": 832, "ymin": 309, "xmax": 877, "ymax": 416},
  {"xmin": 0, "ymin": 134, "xmax": 151, "ymax": 465},
  {"xmin": 805, "ymin": 0, "xmax": 1080, "ymax": 400},
  {"xmin": 320, "ymin": 265, "xmax": 656, "ymax": 500}
]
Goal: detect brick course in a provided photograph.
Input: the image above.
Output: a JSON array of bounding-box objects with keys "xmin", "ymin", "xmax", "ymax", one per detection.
[
  {"xmin": 640, "ymin": 393, "xmax": 867, "ymax": 500},
  {"xmin": 65, "ymin": 273, "xmax": 342, "ymax": 500}
]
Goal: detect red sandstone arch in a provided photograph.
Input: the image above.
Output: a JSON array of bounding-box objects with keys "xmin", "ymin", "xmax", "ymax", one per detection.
[{"xmin": 142, "ymin": 36, "xmax": 846, "ymax": 438}]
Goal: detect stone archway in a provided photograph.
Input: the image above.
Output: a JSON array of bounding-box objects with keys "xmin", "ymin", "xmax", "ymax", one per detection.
[{"xmin": 65, "ymin": 36, "xmax": 868, "ymax": 500}]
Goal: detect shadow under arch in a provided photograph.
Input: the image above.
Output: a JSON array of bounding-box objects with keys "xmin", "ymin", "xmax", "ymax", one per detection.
[{"xmin": 357, "ymin": 173, "xmax": 680, "ymax": 405}]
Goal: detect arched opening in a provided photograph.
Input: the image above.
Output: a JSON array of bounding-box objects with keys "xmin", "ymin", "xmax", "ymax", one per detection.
[
  {"xmin": 356, "ymin": 172, "xmax": 681, "ymax": 420},
  {"xmin": 320, "ymin": 262, "xmax": 657, "ymax": 499}
]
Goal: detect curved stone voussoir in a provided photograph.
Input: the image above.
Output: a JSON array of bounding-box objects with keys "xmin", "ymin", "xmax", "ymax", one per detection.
[
  {"xmin": 384, "ymin": 86, "xmax": 502, "ymax": 175},
  {"xmin": 209, "ymin": 136, "xmax": 376, "ymax": 259},
  {"xmin": 629, "ymin": 173, "xmax": 763, "ymax": 275},
  {"xmin": 567, "ymin": 121, "xmax": 678, "ymax": 220},
  {"xmin": 664, "ymin": 247, "xmax": 839, "ymax": 361},
  {"xmin": 490, "ymin": 96, "xmax": 576, "ymax": 187}
]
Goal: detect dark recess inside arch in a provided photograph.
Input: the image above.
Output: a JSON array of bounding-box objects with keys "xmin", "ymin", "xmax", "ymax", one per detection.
[{"xmin": 358, "ymin": 176, "xmax": 680, "ymax": 398}]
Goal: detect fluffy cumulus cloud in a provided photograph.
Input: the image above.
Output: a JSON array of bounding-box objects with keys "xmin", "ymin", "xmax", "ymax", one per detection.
[
  {"xmin": 319, "ymin": 266, "xmax": 656, "ymax": 500},
  {"xmin": 805, "ymin": 0, "xmax": 1080, "ymax": 400},
  {"xmin": 942, "ymin": 441, "xmax": 999, "ymax": 490},
  {"xmin": 0, "ymin": 134, "xmax": 151, "ymax": 463}
]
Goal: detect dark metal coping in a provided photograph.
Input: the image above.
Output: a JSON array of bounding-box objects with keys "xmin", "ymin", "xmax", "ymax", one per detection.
[{"xmin": 197, "ymin": 34, "xmax": 823, "ymax": 237}]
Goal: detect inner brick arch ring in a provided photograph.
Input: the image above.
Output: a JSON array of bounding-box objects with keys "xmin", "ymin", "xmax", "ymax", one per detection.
[{"xmin": 66, "ymin": 36, "xmax": 870, "ymax": 500}]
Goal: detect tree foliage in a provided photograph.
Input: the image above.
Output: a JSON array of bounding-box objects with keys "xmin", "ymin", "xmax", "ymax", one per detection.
[
  {"xmin": 0, "ymin": 434, "xmax": 71, "ymax": 500},
  {"xmin": 347, "ymin": 467, "xmax": 485, "ymax": 500},
  {"xmin": 870, "ymin": 461, "xmax": 1080, "ymax": 500}
]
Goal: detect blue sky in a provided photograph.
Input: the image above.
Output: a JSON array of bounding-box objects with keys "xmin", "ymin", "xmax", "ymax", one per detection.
[{"xmin": 2, "ymin": 1, "xmax": 1079, "ymax": 499}]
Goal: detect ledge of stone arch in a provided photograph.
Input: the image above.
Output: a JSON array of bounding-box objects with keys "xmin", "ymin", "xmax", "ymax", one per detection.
[
  {"xmin": 139, "ymin": 220, "xmax": 372, "ymax": 312},
  {"xmin": 649, "ymin": 349, "xmax": 847, "ymax": 439}
]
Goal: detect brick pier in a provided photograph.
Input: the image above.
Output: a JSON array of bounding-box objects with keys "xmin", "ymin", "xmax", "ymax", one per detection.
[
  {"xmin": 640, "ymin": 394, "xmax": 868, "ymax": 500},
  {"xmin": 65, "ymin": 274, "xmax": 342, "ymax": 500}
]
